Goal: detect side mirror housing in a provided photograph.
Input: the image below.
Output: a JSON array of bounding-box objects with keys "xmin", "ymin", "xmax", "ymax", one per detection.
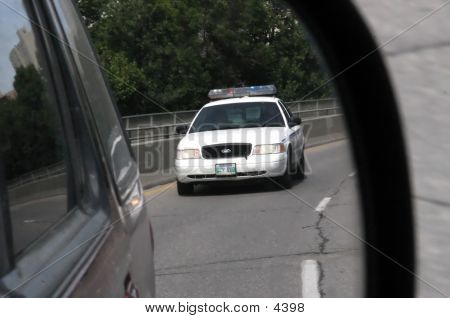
[
  {"xmin": 175, "ymin": 124, "xmax": 189, "ymax": 134},
  {"xmin": 289, "ymin": 116, "xmax": 302, "ymax": 127}
]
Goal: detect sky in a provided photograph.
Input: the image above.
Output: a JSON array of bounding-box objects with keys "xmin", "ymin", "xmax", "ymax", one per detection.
[{"xmin": 0, "ymin": 1, "xmax": 30, "ymax": 94}]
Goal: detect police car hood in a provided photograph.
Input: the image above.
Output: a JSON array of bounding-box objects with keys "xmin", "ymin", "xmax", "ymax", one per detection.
[{"xmin": 178, "ymin": 127, "xmax": 289, "ymax": 149}]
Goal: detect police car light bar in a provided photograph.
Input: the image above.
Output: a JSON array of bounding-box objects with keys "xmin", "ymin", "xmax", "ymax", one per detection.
[{"xmin": 208, "ymin": 85, "xmax": 277, "ymax": 100}]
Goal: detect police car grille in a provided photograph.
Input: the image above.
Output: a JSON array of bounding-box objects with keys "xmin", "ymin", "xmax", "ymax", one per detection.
[{"xmin": 202, "ymin": 143, "xmax": 252, "ymax": 159}]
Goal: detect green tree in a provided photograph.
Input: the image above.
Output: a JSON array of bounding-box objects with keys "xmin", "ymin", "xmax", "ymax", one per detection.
[
  {"xmin": 0, "ymin": 65, "xmax": 62, "ymax": 181},
  {"xmin": 77, "ymin": 0, "xmax": 330, "ymax": 115}
]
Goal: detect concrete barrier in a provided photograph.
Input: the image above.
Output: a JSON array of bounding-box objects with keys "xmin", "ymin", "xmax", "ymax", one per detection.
[{"xmin": 303, "ymin": 114, "xmax": 345, "ymax": 146}]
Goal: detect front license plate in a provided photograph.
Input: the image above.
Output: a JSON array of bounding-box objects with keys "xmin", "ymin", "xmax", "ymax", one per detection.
[{"xmin": 215, "ymin": 163, "xmax": 237, "ymax": 176}]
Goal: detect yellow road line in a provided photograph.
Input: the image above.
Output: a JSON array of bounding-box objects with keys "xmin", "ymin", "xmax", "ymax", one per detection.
[
  {"xmin": 144, "ymin": 182, "xmax": 176, "ymax": 197},
  {"xmin": 306, "ymin": 139, "xmax": 345, "ymax": 152}
]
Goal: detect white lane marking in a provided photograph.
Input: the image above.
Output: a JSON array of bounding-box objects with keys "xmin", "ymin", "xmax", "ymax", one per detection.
[
  {"xmin": 301, "ymin": 259, "xmax": 321, "ymax": 298},
  {"xmin": 315, "ymin": 197, "xmax": 331, "ymax": 213}
]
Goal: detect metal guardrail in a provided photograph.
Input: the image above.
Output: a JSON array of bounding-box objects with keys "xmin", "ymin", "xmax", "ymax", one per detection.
[
  {"xmin": 123, "ymin": 109, "xmax": 198, "ymax": 130},
  {"xmin": 124, "ymin": 98, "xmax": 340, "ymax": 143},
  {"xmin": 285, "ymin": 98, "xmax": 337, "ymax": 116},
  {"xmin": 122, "ymin": 98, "xmax": 338, "ymax": 130}
]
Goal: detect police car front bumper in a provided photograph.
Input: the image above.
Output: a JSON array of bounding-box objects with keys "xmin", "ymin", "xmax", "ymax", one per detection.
[{"xmin": 175, "ymin": 153, "xmax": 287, "ymax": 183}]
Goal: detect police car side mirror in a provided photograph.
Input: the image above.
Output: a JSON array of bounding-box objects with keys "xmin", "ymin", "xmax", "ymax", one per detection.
[
  {"xmin": 175, "ymin": 124, "xmax": 189, "ymax": 134},
  {"xmin": 289, "ymin": 117, "xmax": 302, "ymax": 127}
]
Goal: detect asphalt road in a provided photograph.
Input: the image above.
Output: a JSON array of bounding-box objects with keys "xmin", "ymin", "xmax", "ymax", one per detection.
[
  {"xmin": 9, "ymin": 194, "xmax": 67, "ymax": 255},
  {"xmin": 144, "ymin": 140, "xmax": 363, "ymax": 297}
]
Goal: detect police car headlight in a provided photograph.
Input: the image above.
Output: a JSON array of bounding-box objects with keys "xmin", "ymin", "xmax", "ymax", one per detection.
[
  {"xmin": 253, "ymin": 143, "xmax": 286, "ymax": 155},
  {"xmin": 177, "ymin": 149, "xmax": 201, "ymax": 159}
]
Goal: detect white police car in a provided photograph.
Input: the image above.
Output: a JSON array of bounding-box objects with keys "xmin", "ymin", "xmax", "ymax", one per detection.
[{"xmin": 175, "ymin": 85, "xmax": 305, "ymax": 195}]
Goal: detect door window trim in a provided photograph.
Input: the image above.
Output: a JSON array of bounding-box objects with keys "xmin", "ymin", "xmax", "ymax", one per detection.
[{"xmin": 0, "ymin": 0, "xmax": 112, "ymax": 297}]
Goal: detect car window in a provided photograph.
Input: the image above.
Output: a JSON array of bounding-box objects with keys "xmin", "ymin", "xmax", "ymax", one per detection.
[
  {"xmin": 190, "ymin": 102, "xmax": 285, "ymax": 132},
  {"xmin": 0, "ymin": 1, "xmax": 69, "ymax": 256},
  {"xmin": 53, "ymin": 1, "xmax": 138, "ymax": 203}
]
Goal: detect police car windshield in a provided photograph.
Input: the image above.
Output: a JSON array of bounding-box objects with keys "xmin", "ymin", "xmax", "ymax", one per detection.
[{"xmin": 190, "ymin": 102, "xmax": 284, "ymax": 133}]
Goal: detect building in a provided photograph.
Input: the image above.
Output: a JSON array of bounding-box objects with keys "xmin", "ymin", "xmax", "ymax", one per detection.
[
  {"xmin": 9, "ymin": 27, "xmax": 39, "ymax": 70},
  {"xmin": 0, "ymin": 89, "xmax": 17, "ymax": 101}
]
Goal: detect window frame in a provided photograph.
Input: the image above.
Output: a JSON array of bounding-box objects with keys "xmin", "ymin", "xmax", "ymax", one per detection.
[
  {"xmin": 0, "ymin": 0, "xmax": 114, "ymax": 297},
  {"xmin": 0, "ymin": 154, "xmax": 14, "ymax": 277},
  {"xmin": 51, "ymin": 0, "xmax": 140, "ymax": 205},
  {"xmin": 278, "ymin": 100, "xmax": 294, "ymax": 126}
]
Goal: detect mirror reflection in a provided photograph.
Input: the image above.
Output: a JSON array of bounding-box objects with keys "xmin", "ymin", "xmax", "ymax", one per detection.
[
  {"xmin": 0, "ymin": 0, "xmax": 364, "ymax": 298},
  {"xmin": 79, "ymin": 0, "xmax": 363, "ymax": 297},
  {"xmin": 0, "ymin": 4, "xmax": 68, "ymax": 257}
]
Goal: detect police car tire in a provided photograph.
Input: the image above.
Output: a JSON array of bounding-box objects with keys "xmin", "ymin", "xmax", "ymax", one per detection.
[
  {"xmin": 177, "ymin": 180, "xmax": 194, "ymax": 195},
  {"xmin": 277, "ymin": 150, "xmax": 293, "ymax": 189},
  {"xmin": 296, "ymin": 149, "xmax": 306, "ymax": 180}
]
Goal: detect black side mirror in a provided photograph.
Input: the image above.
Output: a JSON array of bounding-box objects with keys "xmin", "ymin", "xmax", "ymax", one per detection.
[
  {"xmin": 288, "ymin": 0, "xmax": 414, "ymax": 297},
  {"xmin": 289, "ymin": 117, "xmax": 302, "ymax": 127},
  {"xmin": 175, "ymin": 124, "xmax": 189, "ymax": 134}
]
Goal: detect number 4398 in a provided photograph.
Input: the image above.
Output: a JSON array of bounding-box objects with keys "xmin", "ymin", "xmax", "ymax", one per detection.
[{"xmin": 274, "ymin": 303, "xmax": 304, "ymax": 312}]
